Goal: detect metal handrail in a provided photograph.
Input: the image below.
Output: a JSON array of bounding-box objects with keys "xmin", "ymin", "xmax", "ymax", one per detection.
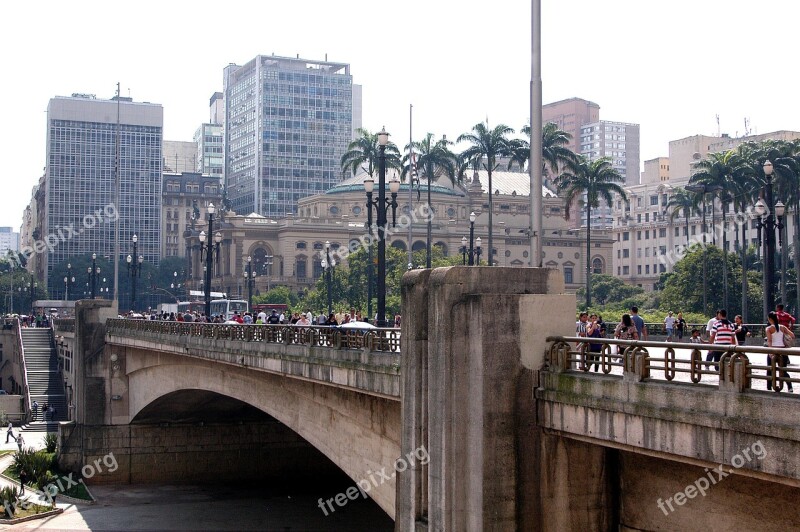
[
  {"xmin": 546, "ymin": 335, "xmax": 798, "ymax": 393},
  {"xmin": 105, "ymin": 319, "xmax": 402, "ymax": 353},
  {"xmin": 14, "ymin": 319, "xmax": 33, "ymax": 422}
]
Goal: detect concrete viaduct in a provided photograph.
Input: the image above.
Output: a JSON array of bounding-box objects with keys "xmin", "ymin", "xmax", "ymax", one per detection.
[{"xmin": 55, "ymin": 267, "xmax": 800, "ymax": 531}]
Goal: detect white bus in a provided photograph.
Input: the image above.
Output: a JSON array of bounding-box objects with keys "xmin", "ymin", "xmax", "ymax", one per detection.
[{"xmin": 209, "ymin": 299, "xmax": 248, "ymax": 320}]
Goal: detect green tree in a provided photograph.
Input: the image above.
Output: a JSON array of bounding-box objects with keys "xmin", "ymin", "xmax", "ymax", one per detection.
[
  {"xmin": 665, "ymin": 187, "xmax": 698, "ymax": 247},
  {"xmin": 340, "ymin": 128, "xmax": 402, "ymax": 178},
  {"xmin": 253, "ymin": 286, "xmax": 298, "ymax": 307},
  {"xmin": 575, "ymin": 274, "xmax": 644, "ymax": 306},
  {"xmin": 509, "ymin": 122, "xmax": 578, "ymax": 186},
  {"xmin": 554, "ymin": 156, "xmax": 627, "ymax": 307},
  {"xmin": 458, "ymin": 122, "xmax": 515, "ymax": 266}
]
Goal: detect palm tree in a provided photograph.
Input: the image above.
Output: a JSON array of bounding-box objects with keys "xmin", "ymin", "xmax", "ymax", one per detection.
[
  {"xmin": 554, "ymin": 157, "xmax": 627, "ymax": 306},
  {"xmin": 340, "ymin": 128, "xmax": 401, "ymax": 178},
  {"xmin": 690, "ymin": 149, "xmax": 750, "ymax": 311},
  {"xmin": 458, "ymin": 123, "xmax": 515, "ymax": 265},
  {"xmin": 665, "ymin": 187, "xmax": 697, "ymax": 248},
  {"xmin": 510, "ymin": 122, "xmax": 578, "ymax": 183},
  {"xmin": 404, "ymin": 133, "xmax": 455, "ymax": 268}
]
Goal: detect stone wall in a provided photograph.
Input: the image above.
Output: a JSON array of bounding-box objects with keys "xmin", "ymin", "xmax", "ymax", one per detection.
[{"xmin": 58, "ymin": 421, "xmax": 342, "ymax": 485}]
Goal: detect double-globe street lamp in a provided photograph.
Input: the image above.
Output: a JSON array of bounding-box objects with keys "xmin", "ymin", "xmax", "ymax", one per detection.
[
  {"xmin": 465, "ymin": 211, "xmax": 483, "ymax": 266},
  {"xmin": 63, "ymin": 263, "xmax": 75, "ymax": 301},
  {"xmin": 88, "ymin": 253, "xmax": 100, "ymax": 299},
  {"xmin": 755, "ymin": 160, "xmax": 786, "ymax": 321},
  {"xmin": 321, "ymin": 241, "xmax": 335, "ymax": 315},
  {"xmin": 364, "ymin": 127, "xmax": 400, "ymax": 327},
  {"xmin": 199, "ymin": 203, "xmax": 222, "ymax": 319},
  {"xmin": 244, "ymin": 256, "xmax": 256, "ymax": 310},
  {"xmin": 126, "ymin": 235, "xmax": 144, "ymax": 312}
]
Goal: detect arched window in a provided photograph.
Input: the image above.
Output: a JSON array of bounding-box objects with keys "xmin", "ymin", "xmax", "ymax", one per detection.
[
  {"xmin": 251, "ymin": 248, "xmax": 274, "ymax": 276},
  {"xmin": 592, "ymin": 257, "xmax": 604, "ymax": 274}
]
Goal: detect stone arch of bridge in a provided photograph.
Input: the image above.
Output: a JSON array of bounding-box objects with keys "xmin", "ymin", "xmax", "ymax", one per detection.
[{"xmin": 123, "ymin": 353, "xmax": 400, "ymax": 517}]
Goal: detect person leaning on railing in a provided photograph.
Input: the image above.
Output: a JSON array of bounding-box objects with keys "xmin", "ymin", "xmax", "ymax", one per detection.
[
  {"xmin": 613, "ymin": 314, "xmax": 639, "ymax": 355},
  {"xmin": 765, "ymin": 311, "xmax": 795, "ymax": 393}
]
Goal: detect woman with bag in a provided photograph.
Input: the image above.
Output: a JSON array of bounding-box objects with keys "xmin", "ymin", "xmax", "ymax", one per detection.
[
  {"xmin": 614, "ymin": 314, "xmax": 639, "ymax": 356},
  {"xmin": 766, "ymin": 311, "xmax": 794, "ymax": 392}
]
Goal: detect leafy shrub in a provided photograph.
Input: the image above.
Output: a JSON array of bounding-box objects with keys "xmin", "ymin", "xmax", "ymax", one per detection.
[
  {"xmin": 12, "ymin": 449, "xmax": 55, "ymax": 487},
  {"xmin": 0, "ymin": 486, "xmax": 18, "ymax": 517},
  {"xmin": 43, "ymin": 433, "xmax": 57, "ymax": 453}
]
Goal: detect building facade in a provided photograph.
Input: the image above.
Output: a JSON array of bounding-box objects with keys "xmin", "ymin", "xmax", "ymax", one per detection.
[
  {"xmin": 161, "ymin": 172, "xmax": 223, "ymax": 258},
  {"xmin": 222, "ymin": 55, "xmax": 361, "ymax": 219},
  {"xmin": 542, "ymin": 97, "xmax": 600, "ymax": 154},
  {"xmin": 182, "ymin": 170, "xmax": 613, "ymax": 299},
  {"xmin": 194, "ymin": 123, "xmax": 224, "ymax": 182},
  {"xmin": 163, "ymin": 140, "xmax": 197, "ymax": 174},
  {"xmin": 42, "ymin": 94, "xmax": 163, "ymax": 288},
  {"xmin": 0, "ymin": 227, "xmax": 19, "ymax": 255}
]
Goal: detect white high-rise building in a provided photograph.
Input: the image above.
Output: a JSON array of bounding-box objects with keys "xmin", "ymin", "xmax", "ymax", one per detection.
[{"xmin": 222, "ymin": 55, "xmax": 360, "ymax": 218}]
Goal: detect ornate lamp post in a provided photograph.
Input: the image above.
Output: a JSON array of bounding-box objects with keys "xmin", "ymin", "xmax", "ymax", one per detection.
[
  {"xmin": 64, "ymin": 263, "xmax": 75, "ymax": 300},
  {"xmin": 198, "ymin": 203, "xmax": 222, "ymax": 319},
  {"xmin": 364, "ymin": 127, "xmax": 400, "ymax": 327},
  {"xmin": 468, "ymin": 211, "xmax": 477, "ymax": 266},
  {"xmin": 322, "ymin": 241, "xmax": 335, "ymax": 315},
  {"xmin": 475, "ymin": 237, "xmax": 483, "ymax": 266},
  {"xmin": 755, "ymin": 160, "xmax": 785, "ymax": 320},
  {"xmin": 126, "ymin": 235, "xmax": 144, "ymax": 311},
  {"xmin": 88, "ymin": 253, "xmax": 100, "ymax": 299},
  {"xmin": 244, "ymin": 256, "xmax": 256, "ymax": 310},
  {"xmin": 460, "ymin": 236, "xmax": 468, "ymax": 265}
]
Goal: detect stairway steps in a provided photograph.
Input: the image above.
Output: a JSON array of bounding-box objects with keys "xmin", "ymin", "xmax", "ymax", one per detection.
[{"xmin": 20, "ymin": 328, "xmax": 67, "ymax": 423}]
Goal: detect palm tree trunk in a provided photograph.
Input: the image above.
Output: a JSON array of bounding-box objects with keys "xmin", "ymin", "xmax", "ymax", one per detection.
[
  {"xmin": 794, "ymin": 205, "xmax": 800, "ymax": 316},
  {"xmin": 487, "ymin": 168, "xmax": 493, "ymax": 266},
  {"xmin": 741, "ymin": 199, "xmax": 748, "ymax": 322},
  {"xmin": 586, "ymin": 202, "xmax": 592, "ymax": 307},
  {"xmin": 685, "ymin": 212, "xmax": 690, "ymax": 247},
  {"xmin": 722, "ymin": 204, "xmax": 728, "ymax": 311}
]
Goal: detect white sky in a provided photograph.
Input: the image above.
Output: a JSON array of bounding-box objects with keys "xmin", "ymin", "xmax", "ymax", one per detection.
[{"xmin": 2, "ymin": 0, "xmax": 798, "ymax": 229}]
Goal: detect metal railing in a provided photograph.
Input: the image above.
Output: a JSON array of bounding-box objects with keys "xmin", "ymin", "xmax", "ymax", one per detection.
[
  {"xmin": 53, "ymin": 318, "xmax": 75, "ymax": 333},
  {"xmin": 546, "ymin": 336, "xmax": 798, "ymax": 394},
  {"xmin": 106, "ymin": 319, "xmax": 401, "ymax": 353},
  {"xmin": 13, "ymin": 319, "xmax": 33, "ymax": 421}
]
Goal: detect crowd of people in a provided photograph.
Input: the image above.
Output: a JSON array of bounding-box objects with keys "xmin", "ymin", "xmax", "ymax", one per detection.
[
  {"xmin": 133, "ymin": 307, "xmax": 402, "ymax": 328},
  {"xmin": 576, "ymin": 304, "xmax": 797, "ymax": 392}
]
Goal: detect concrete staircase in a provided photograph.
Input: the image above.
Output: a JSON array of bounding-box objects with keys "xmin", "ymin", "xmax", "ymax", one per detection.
[{"xmin": 20, "ymin": 328, "xmax": 66, "ymax": 432}]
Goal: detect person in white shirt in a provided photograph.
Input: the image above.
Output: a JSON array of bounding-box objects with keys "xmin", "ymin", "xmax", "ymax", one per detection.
[
  {"xmin": 257, "ymin": 310, "xmax": 267, "ymax": 323},
  {"xmin": 664, "ymin": 311, "xmax": 676, "ymax": 342},
  {"xmin": 705, "ymin": 309, "xmax": 721, "ymax": 341}
]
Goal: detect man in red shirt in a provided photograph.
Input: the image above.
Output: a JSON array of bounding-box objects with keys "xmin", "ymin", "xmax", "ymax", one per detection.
[{"xmin": 775, "ymin": 304, "xmax": 796, "ymax": 330}]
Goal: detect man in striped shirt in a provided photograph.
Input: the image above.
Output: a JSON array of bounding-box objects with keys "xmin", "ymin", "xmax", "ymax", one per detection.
[{"xmin": 708, "ymin": 309, "xmax": 737, "ymax": 371}]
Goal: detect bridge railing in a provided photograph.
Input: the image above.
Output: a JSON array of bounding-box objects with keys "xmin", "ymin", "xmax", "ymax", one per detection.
[
  {"xmin": 546, "ymin": 336, "xmax": 799, "ymax": 394},
  {"xmin": 105, "ymin": 319, "xmax": 401, "ymax": 353}
]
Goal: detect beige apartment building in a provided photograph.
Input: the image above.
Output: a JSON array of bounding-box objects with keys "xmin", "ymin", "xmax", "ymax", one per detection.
[
  {"xmin": 161, "ymin": 172, "xmax": 223, "ymax": 258},
  {"xmin": 542, "ymin": 97, "xmax": 600, "ymax": 154},
  {"xmin": 611, "ymin": 131, "xmax": 800, "ymax": 290},
  {"xmin": 181, "ymin": 170, "xmax": 613, "ymax": 298}
]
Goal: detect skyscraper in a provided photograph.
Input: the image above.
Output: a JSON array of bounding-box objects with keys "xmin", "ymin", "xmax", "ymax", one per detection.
[
  {"xmin": 194, "ymin": 92, "xmax": 224, "ymax": 183},
  {"xmin": 42, "ymin": 93, "xmax": 162, "ymax": 288},
  {"xmin": 223, "ymin": 55, "xmax": 359, "ymax": 218}
]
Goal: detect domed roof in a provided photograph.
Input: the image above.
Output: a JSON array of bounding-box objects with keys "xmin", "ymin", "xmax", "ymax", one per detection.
[{"xmin": 327, "ymin": 171, "xmax": 464, "ymax": 197}]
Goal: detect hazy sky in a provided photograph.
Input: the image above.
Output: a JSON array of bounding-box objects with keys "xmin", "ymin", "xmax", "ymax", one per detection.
[{"xmin": 2, "ymin": 0, "xmax": 798, "ymax": 229}]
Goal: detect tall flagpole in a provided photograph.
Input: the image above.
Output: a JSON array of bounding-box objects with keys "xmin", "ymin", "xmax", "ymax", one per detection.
[
  {"xmin": 113, "ymin": 82, "xmax": 121, "ymax": 308},
  {"xmin": 530, "ymin": 0, "xmax": 543, "ymax": 267},
  {"xmin": 408, "ymin": 104, "xmax": 414, "ymax": 269}
]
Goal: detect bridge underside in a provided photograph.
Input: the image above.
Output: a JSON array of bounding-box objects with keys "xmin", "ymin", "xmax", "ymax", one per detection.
[{"xmin": 132, "ymin": 389, "xmax": 273, "ymax": 424}]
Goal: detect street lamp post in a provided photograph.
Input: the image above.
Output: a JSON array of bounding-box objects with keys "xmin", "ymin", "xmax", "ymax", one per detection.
[
  {"xmin": 126, "ymin": 235, "xmax": 144, "ymax": 311},
  {"xmin": 64, "ymin": 263, "xmax": 74, "ymax": 301},
  {"xmin": 364, "ymin": 127, "xmax": 400, "ymax": 327},
  {"xmin": 88, "ymin": 253, "xmax": 100, "ymax": 299},
  {"xmin": 475, "ymin": 237, "xmax": 483, "ymax": 266},
  {"xmin": 755, "ymin": 160, "xmax": 785, "ymax": 320},
  {"xmin": 322, "ymin": 241, "xmax": 335, "ymax": 315},
  {"xmin": 460, "ymin": 236, "xmax": 468, "ymax": 265},
  {"xmin": 468, "ymin": 211, "xmax": 477, "ymax": 266},
  {"xmin": 198, "ymin": 203, "xmax": 222, "ymax": 319},
  {"xmin": 244, "ymin": 256, "xmax": 255, "ymax": 310}
]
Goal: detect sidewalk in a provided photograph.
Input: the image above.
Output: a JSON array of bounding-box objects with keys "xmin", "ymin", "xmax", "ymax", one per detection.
[{"xmin": 0, "ymin": 452, "xmax": 69, "ymax": 512}]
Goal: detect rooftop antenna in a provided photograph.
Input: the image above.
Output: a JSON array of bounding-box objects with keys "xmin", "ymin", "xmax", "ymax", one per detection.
[
  {"xmin": 744, "ymin": 117, "xmax": 751, "ymax": 137},
  {"xmin": 715, "ymin": 114, "xmax": 720, "ymax": 137}
]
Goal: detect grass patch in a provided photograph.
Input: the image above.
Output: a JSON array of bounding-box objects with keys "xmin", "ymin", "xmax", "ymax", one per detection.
[
  {"xmin": 5, "ymin": 502, "xmax": 52, "ymax": 519},
  {"xmin": 5, "ymin": 452, "xmax": 91, "ymax": 501}
]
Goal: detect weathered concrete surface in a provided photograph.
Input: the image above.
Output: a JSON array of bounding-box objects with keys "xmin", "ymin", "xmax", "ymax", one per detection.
[
  {"xmin": 619, "ymin": 451, "xmax": 800, "ymax": 531},
  {"xmin": 397, "ymin": 266, "xmax": 574, "ymax": 531},
  {"xmin": 74, "ymin": 299, "xmax": 117, "ymax": 425},
  {"xmin": 537, "ymin": 372, "xmax": 800, "ymax": 486},
  {"xmin": 58, "ymin": 421, "xmax": 343, "ymax": 485}
]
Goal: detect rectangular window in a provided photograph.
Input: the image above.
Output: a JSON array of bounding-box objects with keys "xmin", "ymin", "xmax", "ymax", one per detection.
[
  {"xmin": 617, "ymin": 250, "xmax": 621, "ymax": 259},
  {"xmin": 645, "ymin": 265, "xmax": 650, "ymax": 274},
  {"xmin": 637, "ymin": 231, "xmax": 642, "ymax": 240},
  {"xmin": 659, "ymin": 228, "xmax": 667, "ymax": 238},
  {"xmin": 623, "ymin": 232, "xmax": 630, "ymax": 241},
  {"xmin": 637, "ymin": 214, "xmax": 642, "ymax": 223},
  {"xmin": 675, "ymin": 227, "xmax": 680, "ymax": 236},
  {"xmin": 637, "ymin": 265, "xmax": 642, "ymax": 274},
  {"xmin": 660, "ymin": 246, "xmax": 667, "ymax": 255},
  {"xmin": 623, "ymin": 266, "xmax": 630, "ymax": 275},
  {"xmin": 691, "ymin": 226, "xmax": 697, "ymax": 235},
  {"xmin": 623, "ymin": 249, "xmax": 630, "ymax": 258},
  {"xmin": 659, "ymin": 264, "xmax": 666, "ymax": 273},
  {"xmin": 650, "ymin": 195, "xmax": 658, "ymax": 206},
  {"xmin": 645, "ymin": 213, "xmax": 649, "ymax": 222},
  {"xmin": 645, "ymin": 230, "xmax": 650, "ymax": 240}
]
